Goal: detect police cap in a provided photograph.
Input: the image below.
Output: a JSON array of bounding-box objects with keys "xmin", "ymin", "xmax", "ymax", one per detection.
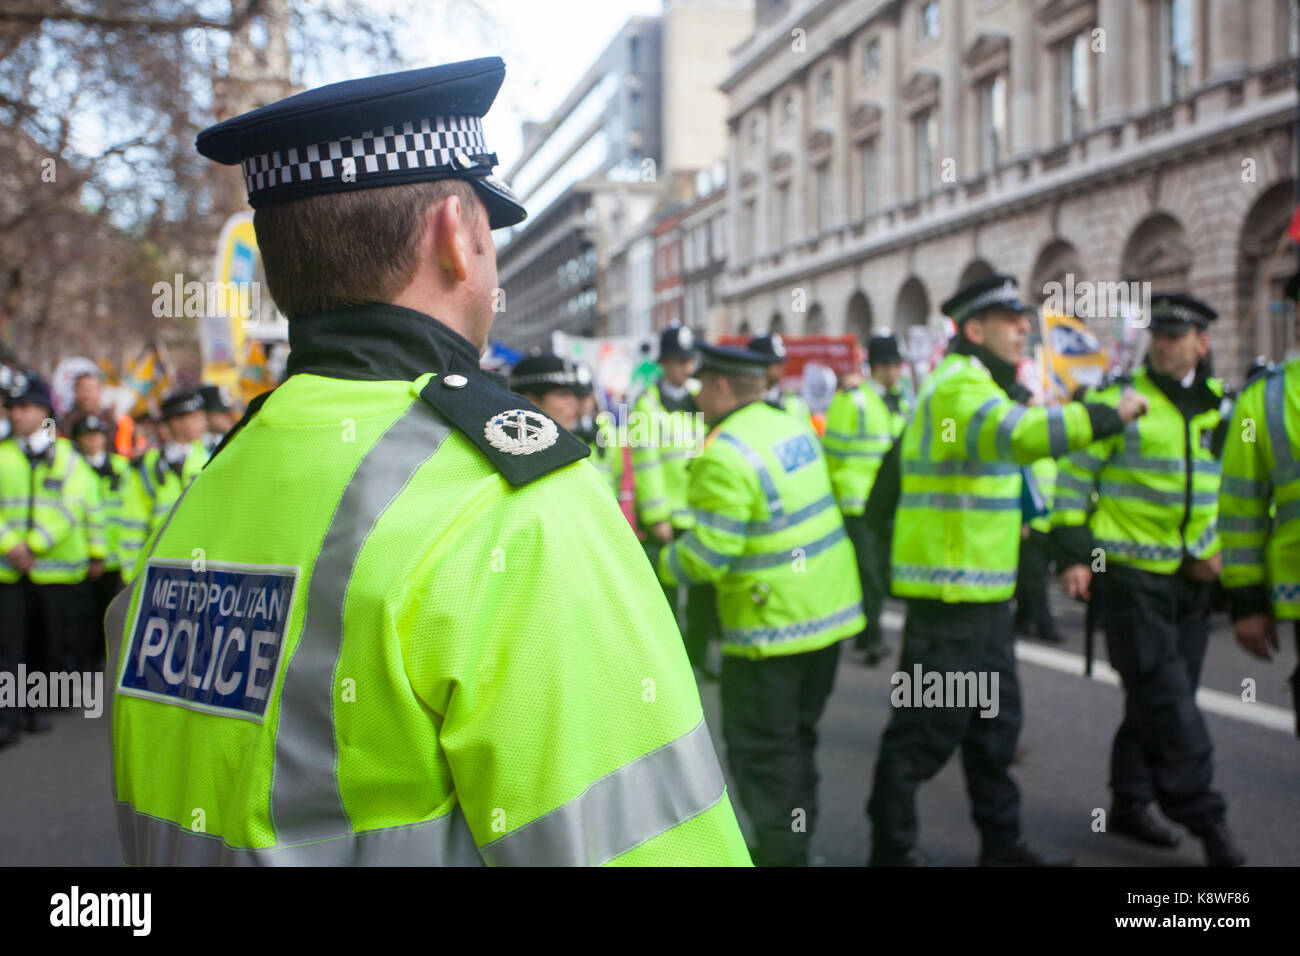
[
  {"xmin": 198, "ymin": 384, "xmax": 235, "ymax": 414},
  {"xmin": 8, "ymin": 372, "xmax": 53, "ymax": 411},
  {"xmin": 659, "ymin": 324, "xmax": 696, "ymax": 360},
  {"xmin": 509, "ymin": 353, "xmax": 580, "ymax": 397},
  {"xmin": 867, "ymin": 331, "xmax": 902, "ymax": 365},
  {"xmin": 71, "ymin": 413, "xmax": 111, "ymax": 438},
  {"xmin": 696, "ymin": 342, "xmax": 770, "ymax": 378},
  {"xmin": 161, "ymin": 389, "xmax": 205, "ymax": 421},
  {"xmin": 941, "ymin": 274, "xmax": 1035, "ymax": 325},
  {"xmin": 195, "ymin": 57, "xmax": 526, "ymax": 230},
  {"xmin": 1148, "ymin": 293, "xmax": 1217, "ymax": 333},
  {"xmin": 747, "ymin": 332, "xmax": 787, "ymax": 364}
]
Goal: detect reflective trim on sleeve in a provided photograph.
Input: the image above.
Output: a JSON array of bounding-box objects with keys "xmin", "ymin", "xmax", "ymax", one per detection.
[
  {"xmin": 1270, "ymin": 581, "xmax": 1300, "ymax": 607},
  {"xmin": 1047, "ymin": 406, "xmax": 1068, "ymax": 458},
  {"xmin": 477, "ymin": 718, "xmax": 727, "ymax": 866},
  {"xmin": 967, "ymin": 398, "xmax": 1001, "ymax": 459},
  {"xmin": 823, "ymin": 447, "xmax": 885, "ymax": 460},
  {"xmin": 1265, "ymin": 373, "xmax": 1293, "ymax": 468},
  {"xmin": 681, "ymin": 533, "xmax": 731, "ymax": 569},
  {"xmin": 1221, "ymin": 475, "xmax": 1267, "ymax": 498},
  {"xmin": 1091, "ymin": 538, "xmax": 1184, "ymax": 564},
  {"xmin": 904, "ymin": 459, "xmax": 1021, "ymax": 478},
  {"xmin": 1098, "ymin": 480, "xmax": 1216, "ymax": 507},
  {"xmin": 271, "ymin": 402, "xmax": 453, "ymax": 846},
  {"xmin": 637, "ymin": 496, "xmax": 667, "ymax": 512},
  {"xmin": 995, "ymin": 405, "xmax": 1026, "ymax": 459},
  {"xmin": 730, "ymin": 524, "xmax": 847, "ymax": 571},
  {"xmin": 1223, "ymin": 547, "xmax": 1265, "ymax": 566},
  {"xmin": 1276, "ymin": 499, "xmax": 1300, "ymax": 526},
  {"xmin": 695, "ymin": 494, "xmax": 835, "ymax": 537},
  {"xmin": 852, "ymin": 388, "xmax": 869, "ymax": 437},
  {"xmin": 1071, "ymin": 451, "xmax": 1104, "ymax": 473},
  {"xmin": 117, "ymin": 801, "xmax": 483, "ymax": 866},
  {"xmin": 898, "ymin": 492, "xmax": 1019, "ymax": 512},
  {"xmin": 892, "ymin": 563, "xmax": 1018, "ymax": 588},
  {"xmin": 721, "ymin": 600, "xmax": 864, "ymax": 648},
  {"xmin": 1218, "ymin": 514, "xmax": 1269, "ymax": 534},
  {"xmin": 717, "ymin": 433, "xmax": 783, "ymax": 518},
  {"xmin": 665, "ymin": 539, "xmax": 692, "ymax": 585}
]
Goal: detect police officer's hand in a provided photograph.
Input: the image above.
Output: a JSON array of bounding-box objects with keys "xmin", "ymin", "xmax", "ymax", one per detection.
[
  {"xmin": 1183, "ymin": 551, "xmax": 1221, "ymax": 583},
  {"xmin": 1116, "ymin": 391, "xmax": 1149, "ymax": 424},
  {"xmin": 88, "ymin": 559, "xmax": 104, "ymax": 581},
  {"xmin": 652, "ymin": 521, "xmax": 674, "ymax": 544},
  {"xmin": 1234, "ymin": 614, "xmax": 1278, "ymax": 660},
  {"xmin": 1059, "ymin": 564, "xmax": 1091, "ymax": 601},
  {"xmin": 6, "ymin": 543, "xmax": 34, "ymax": 574}
]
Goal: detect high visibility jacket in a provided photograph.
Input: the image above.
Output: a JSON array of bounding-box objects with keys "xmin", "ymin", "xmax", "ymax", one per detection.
[
  {"xmin": 892, "ymin": 351, "xmax": 1106, "ymax": 603},
  {"xmin": 585, "ymin": 413, "xmax": 623, "ymax": 497},
  {"xmin": 0, "ymin": 436, "xmax": 104, "ymax": 584},
  {"xmin": 83, "ymin": 453, "xmax": 136, "ymax": 572},
  {"xmin": 1054, "ymin": 366, "xmax": 1225, "ymax": 574},
  {"xmin": 822, "ymin": 383, "xmax": 895, "ymax": 515},
  {"xmin": 106, "ymin": 303, "xmax": 749, "ymax": 867},
  {"xmin": 631, "ymin": 381, "xmax": 703, "ymax": 530},
  {"xmin": 1220, "ymin": 359, "xmax": 1300, "ymax": 620},
  {"xmin": 767, "ymin": 388, "xmax": 812, "ymax": 424},
  {"xmin": 657, "ymin": 400, "xmax": 864, "ymax": 658},
  {"xmin": 136, "ymin": 442, "xmax": 208, "ymax": 532},
  {"xmin": 1027, "ymin": 456, "xmax": 1057, "ymax": 535}
]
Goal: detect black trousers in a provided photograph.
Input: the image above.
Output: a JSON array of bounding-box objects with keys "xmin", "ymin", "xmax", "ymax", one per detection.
[
  {"xmin": 1013, "ymin": 529, "xmax": 1055, "ymax": 636},
  {"xmin": 0, "ymin": 578, "xmax": 92, "ymax": 722},
  {"xmin": 86, "ymin": 569, "xmax": 124, "ymax": 670},
  {"xmin": 844, "ymin": 514, "xmax": 888, "ymax": 651},
  {"xmin": 1100, "ymin": 564, "xmax": 1226, "ymax": 834},
  {"xmin": 721, "ymin": 640, "xmax": 841, "ymax": 866},
  {"xmin": 867, "ymin": 599, "xmax": 1024, "ymax": 856}
]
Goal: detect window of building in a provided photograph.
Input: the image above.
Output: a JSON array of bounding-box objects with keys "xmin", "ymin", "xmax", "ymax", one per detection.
[
  {"xmin": 859, "ymin": 137, "xmax": 878, "ymax": 217},
  {"xmin": 629, "ymin": 91, "xmax": 642, "ymax": 132},
  {"xmin": 819, "ymin": 69, "xmax": 833, "ymax": 107},
  {"xmin": 1058, "ymin": 33, "xmax": 1089, "ymax": 142},
  {"xmin": 629, "ymin": 35, "xmax": 640, "ymax": 74},
  {"xmin": 1162, "ymin": 0, "xmax": 1194, "ymax": 102},
  {"xmin": 774, "ymin": 182, "xmax": 790, "ymax": 247},
  {"xmin": 979, "ymin": 73, "xmax": 1006, "ymax": 171},
  {"xmin": 815, "ymin": 162, "xmax": 831, "ymax": 232},
  {"xmin": 782, "ymin": 93, "xmax": 795, "ymax": 130},
  {"xmin": 914, "ymin": 109, "xmax": 937, "ymax": 198},
  {"xmin": 919, "ymin": 1, "xmax": 940, "ymax": 41},
  {"xmin": 748, "ymin": 115, "xmax": 761, "ymax": 151},
  {"xmin": 712, "ymin": 213, "xmax": 726, "ymax": 259},
  {"xmin": 742, "ymin": 199, "xmax": 756, "ymax": 260},
  {"xmin": 862, "ymin": 37, "xmax": 881, "ymax": 80}
]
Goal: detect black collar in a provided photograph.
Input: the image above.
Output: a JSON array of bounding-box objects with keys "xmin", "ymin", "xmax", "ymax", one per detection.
[
  {"xmin": 286, "ymin": 302, "xmax": 481, "ymax": 382},
  {"xmin": 950, "ymin": 335, "xmax": 1029, "ymax": 402}
]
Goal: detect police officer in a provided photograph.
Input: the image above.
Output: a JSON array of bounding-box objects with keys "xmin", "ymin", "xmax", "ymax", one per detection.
[
  {"xmin": 749, "ymin": 332, "xmax": 811, "ymax": 421},
  {"xmin": 508, "ymin": 352, "xmax": 581, "ymax": 432},
  {"xmin": 823, "ymin": 331, "xmax": 907, "ymax": 664},
  {"xmin": 1054, "ymin": 293, "xmax": 1244, "ymax": 866},
  {"xmin": 1220, "ymin": 273, "xmax": 1300, "ymax": 737},
  {"xmin": 570, "ymin": 363, "xmax": 623, "ymax": 498},
  {"xmin": 867, "ymin": 275, "xmax": 1147, "ymax": 866},
  {"xmin": 657, "ymin": 341, "xmax": 864, "ymax": 866},
  {"xmin": 632, "ymin": 324, "xmax": 714, "ymax": 670},
  {"xmin": 198, "ymin": 384, "xmax": 238, "ymax": 453},
  {"xmin": 106, "ymin": 57, "xmax": 749, "ymax": 866},
  {"xmin": 0, "ymin": 374, "xmax": 104, "ymax": 737},
  {"xmin": 135, "ymin": 389, "xmax": 209, "ymax": 536}
]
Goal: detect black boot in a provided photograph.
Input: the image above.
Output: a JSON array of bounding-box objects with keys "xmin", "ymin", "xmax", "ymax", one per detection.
[
  {"xmin": 1201, "ymin": 823, "xmax": 1246, "ymax": 867},
  {"xmin": 1111, "ymin": 800, "xmax": 1181, "ymax": 848},
  {"xmin": 979, "ymin": 840, "xmax": 1074, "ymax": 867}
]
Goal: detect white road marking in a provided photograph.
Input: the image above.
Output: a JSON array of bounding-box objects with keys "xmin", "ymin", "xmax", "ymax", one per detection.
[{"xmin": 877, "ymin": 609, "xmax": 1296, "ymax": 734}]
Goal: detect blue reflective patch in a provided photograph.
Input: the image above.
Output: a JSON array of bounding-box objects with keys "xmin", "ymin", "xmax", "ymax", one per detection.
[
  {"xmin": 773, "ymin": 433, "xmax": 817, "ymax": 473},
  {"xmin": 117, "ymin": 561, "xmax": 299, "ymax": 722}
]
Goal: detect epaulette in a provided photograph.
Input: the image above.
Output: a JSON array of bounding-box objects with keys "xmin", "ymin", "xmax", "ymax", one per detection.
[{"xmin": 418, "ymin": 353, "xmax": 589, "ymax": 487}]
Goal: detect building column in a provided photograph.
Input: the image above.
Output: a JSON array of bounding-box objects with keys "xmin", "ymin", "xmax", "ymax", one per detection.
[
  {"xmin": 1010, "ymin": 0, "xmax": 1037, "ymax": 158},
  {"xmin": 1207, "ymin": 0, "xmax": 1247, "ymax": 83},
  {"xmin": 1096, "ymin": 0, "xmax": 1130, "ymax": 126}
]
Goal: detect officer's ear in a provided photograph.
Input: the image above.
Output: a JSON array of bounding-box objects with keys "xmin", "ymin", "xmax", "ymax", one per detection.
[
  {"xmin": 1195, "ymin": 329, "xmax": 1211, "ymax": 361},
  {"xmin": 432, "ymin": 192, "xmax": 471, "ymax": 284}
]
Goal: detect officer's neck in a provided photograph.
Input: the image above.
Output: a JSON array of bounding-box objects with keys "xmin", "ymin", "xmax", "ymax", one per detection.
[
  {"xmin": 951, "ymin": 334, "xmax": 1020, "ymax": 396},
  {"xmin": 391, "ymin": 273, "xmax": 489, "ymax": 353}
]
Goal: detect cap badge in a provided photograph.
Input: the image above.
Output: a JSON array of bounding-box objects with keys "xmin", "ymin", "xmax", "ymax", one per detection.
[
  {"xmin": 678, "ymin": 327, "xmax": 694, "ymax": 349},
  {"xmin": 484, "ymin": 409, "xmax": 558, "ymax": 456}
]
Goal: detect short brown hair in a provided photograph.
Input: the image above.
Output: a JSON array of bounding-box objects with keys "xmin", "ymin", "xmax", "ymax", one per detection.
[{"xmin": 253, "ymin": 179, "xmax": 480, "ymax": 320}]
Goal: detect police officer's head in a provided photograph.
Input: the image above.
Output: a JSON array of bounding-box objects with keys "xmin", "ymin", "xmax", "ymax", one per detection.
[
  {"xmin": 196, "ymin": 58, "xmax": 526, "ymax": 353},
  {"xmin": 747, "ymin": 332, "xmax": 787, "ymax": 389},
  {"xmin": 6, "ymin": 373, "xmax": 53, "ymax": 438},
  {"xmin": 71, "ymin": 412, "xmax": 111, "ymax": 458},
  {"xmin": 658, "ymin": 325, "xmax": 697, "ymax": 387},
  {"xmin": 866, "ymin": 331, "xmax": 903, "ymax": 389},
  {"xmin": 160, "ymin": 390, "xmax": 207, "ymax": 444},
  {"xmin": 694, "ymin": 343, "xmax": 769, "ymax": 426},
  {"xmin": 942, "ymin": 275, "xmax": 1035, "ymax": 368},
  {"xmin": 74, "ymin": 370, "xmax": 103, "ymax": 414},
  {"xmin": 1146, "ymin": 294, "xmax": 1215, "ymax": 381},
  {"xmin": 198, "ymin": 384, "xmax": 238, "ymax": 435},
  {"xmin": 509, "ymin": 353, "xmax": 581, "ymax": 431}
]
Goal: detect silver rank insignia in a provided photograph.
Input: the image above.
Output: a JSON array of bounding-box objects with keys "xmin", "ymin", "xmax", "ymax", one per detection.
[{"xmin": 484, "ymin": 409, "xmax": 559, "ymax": 456}]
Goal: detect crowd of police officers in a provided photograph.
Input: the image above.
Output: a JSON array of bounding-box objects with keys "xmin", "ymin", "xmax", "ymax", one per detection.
[
  {"xmin": 0, "ymin": 368, "xmax": 237, "ymax": 746},
  {"xmin": 503, "ymin": 268, "xmax": 1298, "ymax": 868}
]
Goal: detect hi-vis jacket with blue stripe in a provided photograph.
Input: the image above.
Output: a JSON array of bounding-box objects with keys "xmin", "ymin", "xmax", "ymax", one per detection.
[
  {"xmin": 657, "ymin": 400, "xmax": 864, "ymax": 658},
  {"xmin": 1219, "ymin": 358, "xmax": 1300, "ymax": 620},
  {"xmin": 891, "ymin": 348, "xmax": 1123, "ymax": 603},
  {"xmin": 106, "ymin": 304, "xmax": 749, "ymax": 867},
  {"xmin": 822, "ymin": 381, "xmax": 909, "ymax": 516}
]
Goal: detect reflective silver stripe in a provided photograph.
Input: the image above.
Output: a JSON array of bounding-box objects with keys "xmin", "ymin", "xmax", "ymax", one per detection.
[
  {"xmin": 666, "ymin": 539, "xmax": 693, "ymax": 584},
  {"xmin": 1265, "ymin": 373, "xmax": 1292, "ymax": 468},
  {"xmin": 852, "ymin": 388, "xmax": 869, "ymax": 437},
  {"xmin": 661, "ymin": 449, "xmax": 691, "ymax": 462},
  {"xmin": 892, "ymin": 563, "xmax": 1018, "ymax": 587},
  {"xmin": 1221, "ymin": 475, "xmax": 1266, "ymax": 498},
  {"xmin": 117, "ymin": 801, "xmax": 482, "ymax": 866},
  {"xmin": 995, "ymin": 405, "xmax": 1026, "ymax": 459},
  {"xmin": 898, "ymin": 492, "xmax": 1019, "ymax": 511},
  {"xmin": 271, "ymin": 403, "xmax": 452, "ymax": 844},
  {"xmin": 477, "ymin": 718, "xmax": 727, "ymax": 866},
  {"xmin": 823, "ymin": 447, "xmax": 885, "ymax": 460},
  {"xmin": 695, "ymin": 493, "xmax": 835, "ymax": 536},
  {"xmin": 1276, "ymin": 499, "xmax": 1300, "ymax": 526},
  {"xmin": 1047, "ymin": 406, "xmax": 1068, "ymax": 458},
  {"xmin": 904, "ymin": 459, "xmax": 1021, "ymax": 478},
  {"xmin": 1056, "ymin": 473, "xmax": 1094, "ymax": 495},
  {"xmin": 717, "ymin": 433, "xmax": 783, "ymax": 518},
  {"xmin": 1071, "ymin": 451, "xmax": 1104, "ymax": 473},
  {"xmin": 1098, "ymin": 480, "xmax": 1215, "ymax": 507},
  {"xmin": 1093, "ymin": 537, "xmax": 1184, "ymax": 563},
  {"xmin": 1224, "ymin": 547, "xmax": 1264, "ymax": 566},
  {"xmin": 722, "ymin": 600, "xmax": 863, "ymax": 648},
  {"xmin": 1218, "ymin": 514, "xmax": 1269, "ymax": 534},
  {"xmin": 966, "ymin": 398, "xmax": 1000, "ymax": 459},
  {"xmin": 730, "ymin": 524, "xmax": 847, "ymax": 571},
  {"xmin": 694, "ymin": 509, "xmax": 747, "ymax": 535},
  {"xmin": 1110, "ymin": 453, "xmax": 1220, "ymax": 475},
  {"xmin": 637, "ymin": 496, "xmax": 667, "ymax": 511},
  {"xmin": 681, "ymin": 532, "xmax": 730, "ymax": 569}
]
